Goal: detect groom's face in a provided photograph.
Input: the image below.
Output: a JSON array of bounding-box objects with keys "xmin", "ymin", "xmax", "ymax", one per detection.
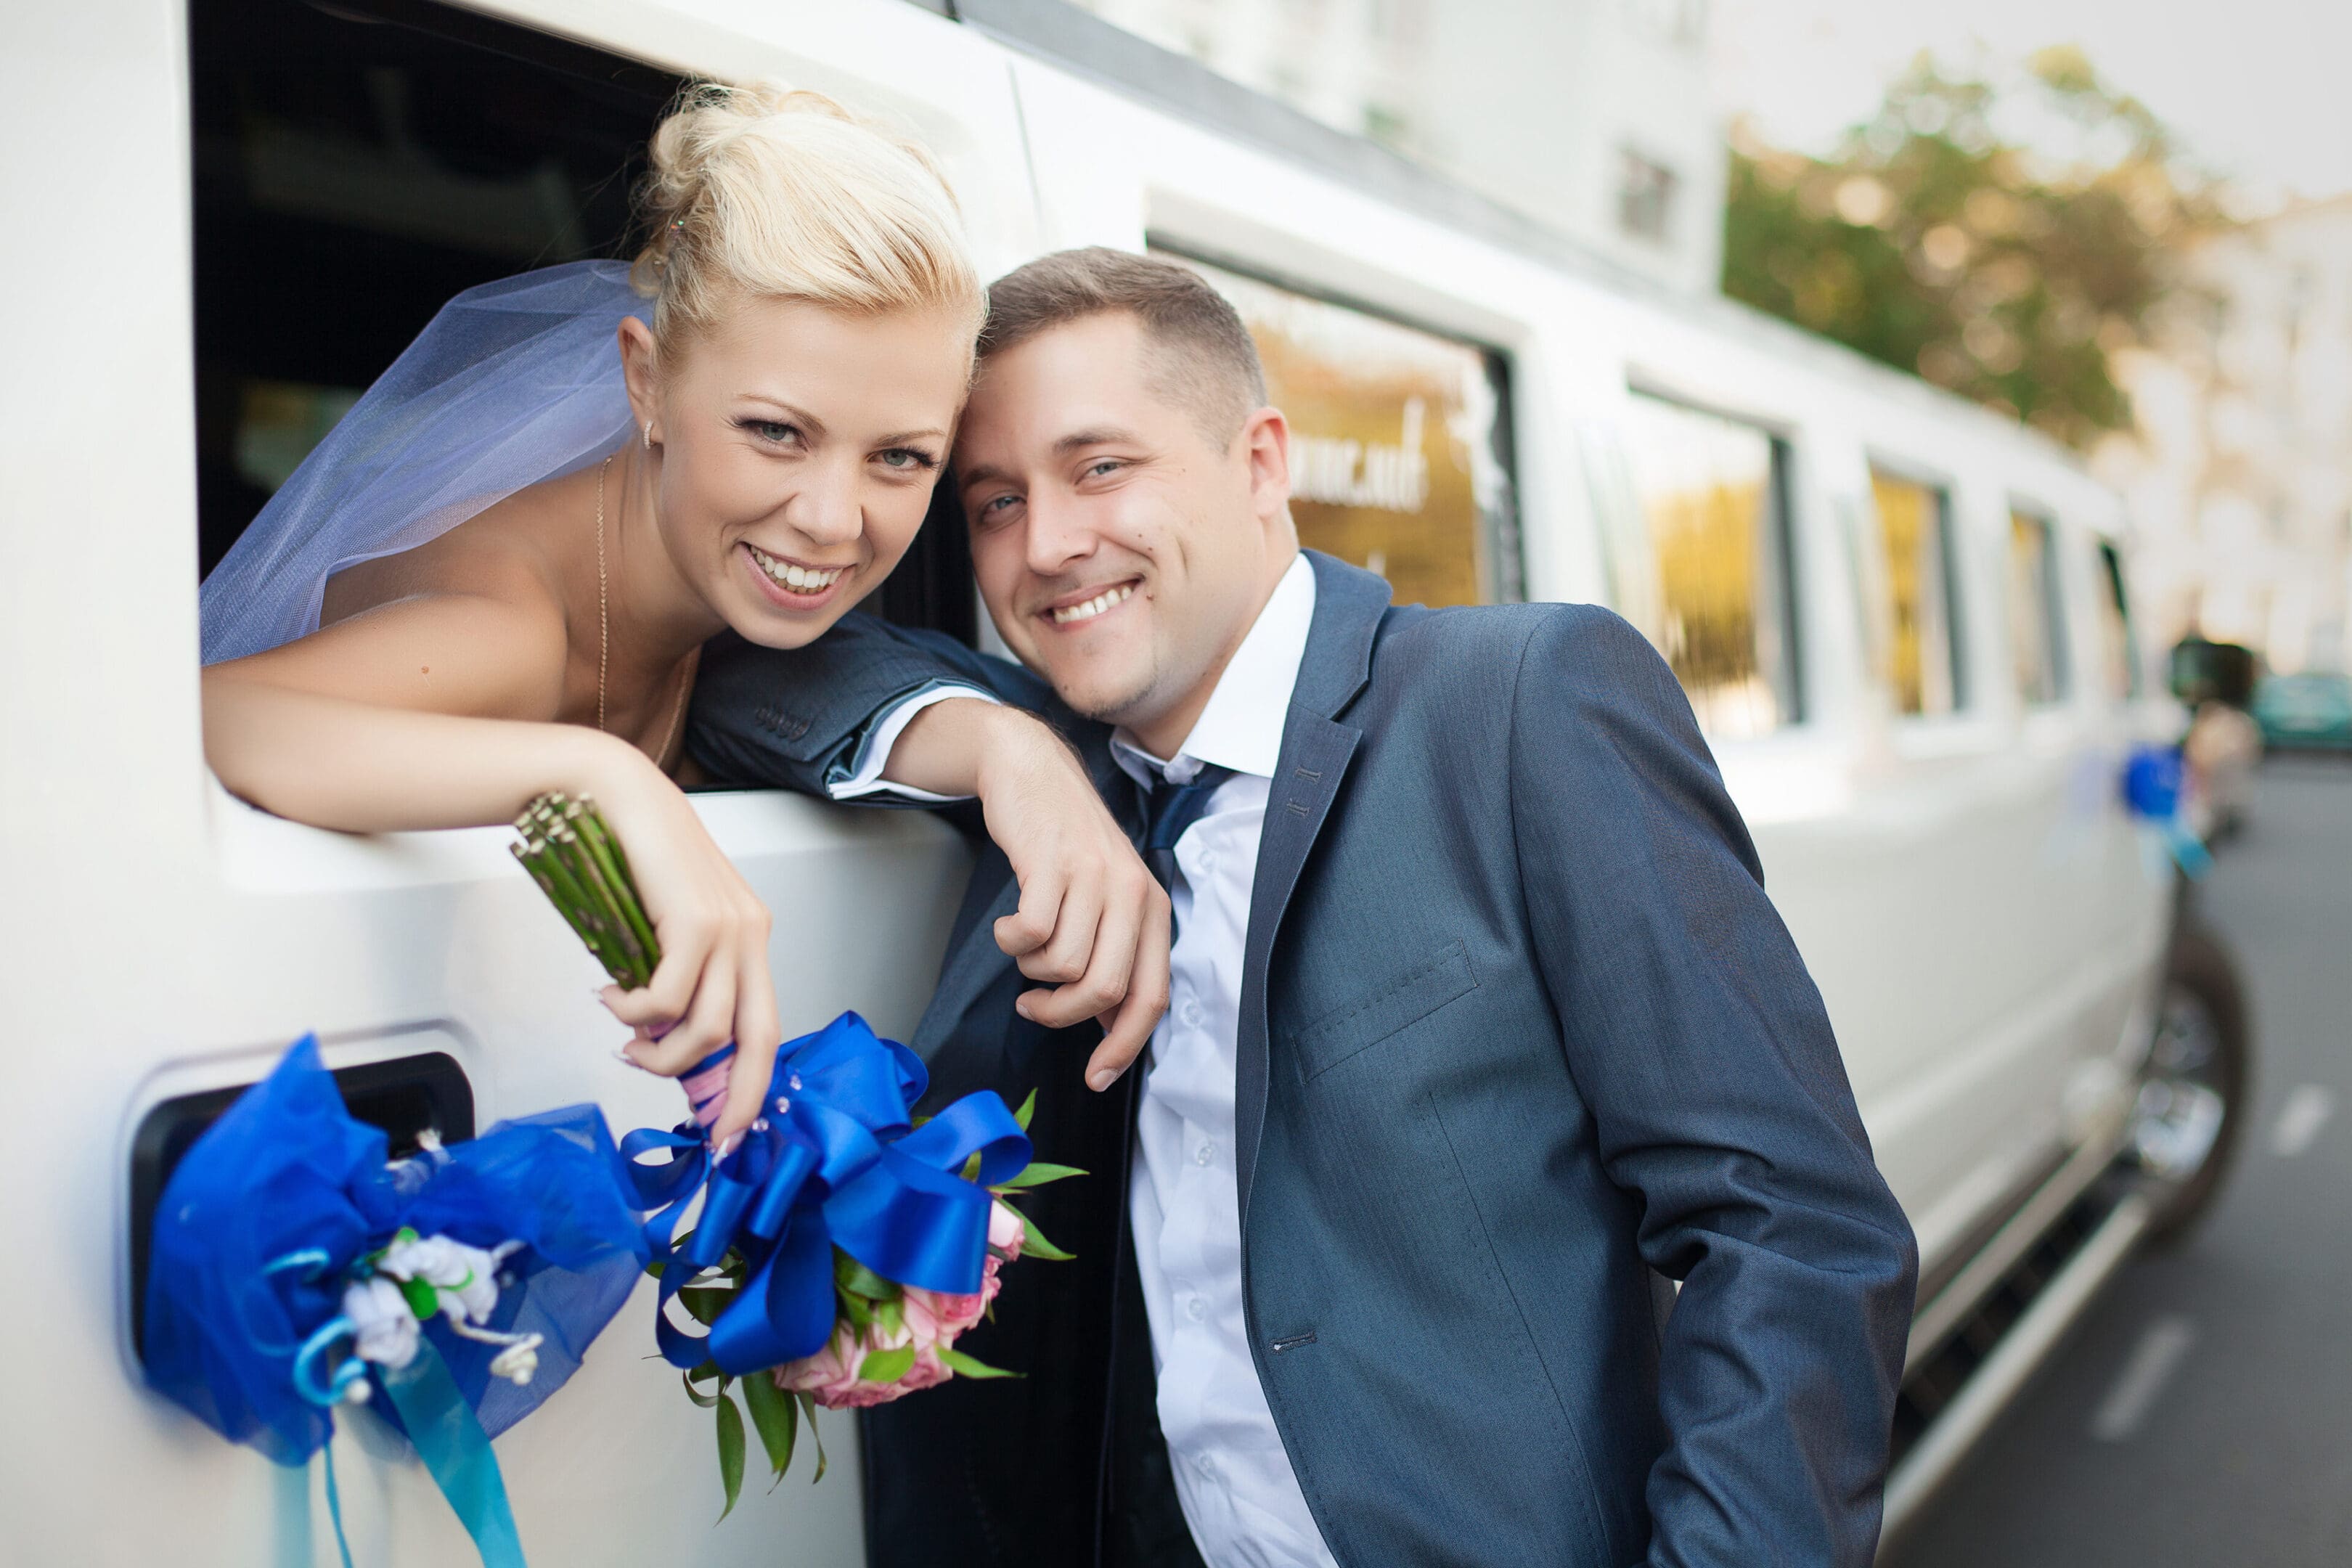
[{"xmin": 955, "ymin": 311, "xmax": 1293, "ymax": 748}]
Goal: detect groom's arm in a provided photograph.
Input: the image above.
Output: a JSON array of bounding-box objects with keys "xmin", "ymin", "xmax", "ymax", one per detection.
[
  {"xmin": 1508, "ymin": 605, "xmax": 1916, "ymax": 1568},
  {"xmin": 687, "ymin": 616, "xmax": 1061, "ymax": 813}
]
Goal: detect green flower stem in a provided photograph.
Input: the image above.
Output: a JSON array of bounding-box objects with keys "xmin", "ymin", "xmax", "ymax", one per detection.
[
  {"xmin": 556, "ymin": 822, "xmax": 650, "ymax": 987},
  {"xmin": 511, "ymin": 839, "xmax": 604, "ymax": 965},
  {"xmin": 572, "ymin": 799, "xmax": 661, "ymax": 965},
  {"xmin": 530, "ymin": 830, "xmax": 626, "ymax": 984}
]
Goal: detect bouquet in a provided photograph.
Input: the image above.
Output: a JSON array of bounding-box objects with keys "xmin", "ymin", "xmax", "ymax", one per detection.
[{"xmin": 514, "ymin": 793, "xmax": 1079, "ymax": 1517}]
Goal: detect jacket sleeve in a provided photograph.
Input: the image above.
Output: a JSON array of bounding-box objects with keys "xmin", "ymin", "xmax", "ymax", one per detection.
[
  {"xmin": 1507, "ymin": 605, "xmax": 1917, "ymax": 1568},
  {"xmin": 685, "ymin": 616, "xmax": 1061, "ymax": 804}
]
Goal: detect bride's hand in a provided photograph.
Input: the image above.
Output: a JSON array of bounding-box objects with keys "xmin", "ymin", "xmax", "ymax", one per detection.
[
  {"xmin": 585, "ymin": 747, "xmax": 780, "ymax": 1148},
  {"xmin": 970, "ymin": 711, "xmax": 1171, "ymax": 1093}
]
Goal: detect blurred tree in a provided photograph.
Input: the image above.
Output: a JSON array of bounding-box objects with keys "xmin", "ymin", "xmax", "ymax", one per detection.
[{"xmin": 1722, "ymin": 47, "xmax": 2231, "ymax": 449}]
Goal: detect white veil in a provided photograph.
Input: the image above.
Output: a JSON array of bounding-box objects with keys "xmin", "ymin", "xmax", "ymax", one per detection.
[{"xmin": 200, "ymin": 261, "xmax": 653, "ymax": 665}]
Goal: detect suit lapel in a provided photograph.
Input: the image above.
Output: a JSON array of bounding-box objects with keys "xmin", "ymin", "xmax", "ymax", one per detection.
[{"xmin": 1234, "ymin": 552, "xmax": 1392, "ymax": 1217}]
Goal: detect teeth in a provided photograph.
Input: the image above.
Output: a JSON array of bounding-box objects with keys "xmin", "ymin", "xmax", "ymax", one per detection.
[
  {"xmin": 1050, "ymin": 584, "xmax": 1135, "ymax": 625},
  {"xmin": 748, "ymin": 544, "xmax": 844, "ymax": 594}
]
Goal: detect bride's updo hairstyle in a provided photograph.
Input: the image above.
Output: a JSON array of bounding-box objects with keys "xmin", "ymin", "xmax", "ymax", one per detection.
[{"xmin": 628, "ymin": 81, "xmax": 984, "ymax": 365}]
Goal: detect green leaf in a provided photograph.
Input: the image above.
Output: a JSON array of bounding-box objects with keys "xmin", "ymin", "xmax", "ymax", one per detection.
[
  {"xmin": 681, "ymin": 1367, "xmax": 723, "ymax": 1410},
  {"xmin": 994, "ymin": 1161, "xmax": 1087, "ymax": 1190},
  {"xmin": 874, "ymin": 1297, "xmax": 905, "ymax": 1341},
  {"xmin": 858, "ymin": 1346, "xmax": 917, "ymax": 1384},
  {"xmin": 714, "ymin": 1390, "xmax": 746, "ymax": 1522},
  {"xmin": 1017, "ymin": 1208, "xmax": 1076, "ymax": 1262},
  {"xmin": 798, "ymin": 1392, "xmax": 828, "ymax": 1484},
  {"xmin": 396, "ymin": 1275, "xmax": 441, "ymax": 1322},
  {"xmin": 679, "ymin": 1285, "xmax": 731, "ymax": 1326},
  {"xmin": 960, "ymin": 1151, "xmax": 983, "ymax": 1183},
  {"xmin": 833, "ymin": 1250, "xmax": 901, "ymax": 1303},
  {"xmin": 740, "ymin": 1371, "xmax": 799, "ymax": 1481},
  {"xmin": 1013, "ymin": 1089, "xmax": 1037, "ymax": 1132},
  {"xmin": 838, "ymin": 1289, "xmax": 874, "ymax": 1334},
  {"xmin": 936, "ymin": 1346, "xmax": 1021, "ymax": 1380}
]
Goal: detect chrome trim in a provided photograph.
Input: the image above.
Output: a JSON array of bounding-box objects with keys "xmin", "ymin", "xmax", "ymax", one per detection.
[
  {"xmin": 1879, "ymin": 1191, "xmax": 2154, "ymax": 1550},
  {"xmin": 1904, "ymin": 1130, "xmax": 2123, "ymax": 1376}
]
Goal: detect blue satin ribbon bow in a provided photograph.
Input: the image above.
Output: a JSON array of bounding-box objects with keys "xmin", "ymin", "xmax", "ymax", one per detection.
[{"xmin": 622, "ymin": 1012, "xmax": 1032, "ymax": 1375}]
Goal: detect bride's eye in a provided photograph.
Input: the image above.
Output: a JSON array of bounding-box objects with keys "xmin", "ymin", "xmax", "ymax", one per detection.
[
  {"xmin": 876, "ymin": 447, "xmax": 941, "ymax": 473},
  {"xmin": 740, "ymin": 417, "xmax": 801, "ymax": 446}
]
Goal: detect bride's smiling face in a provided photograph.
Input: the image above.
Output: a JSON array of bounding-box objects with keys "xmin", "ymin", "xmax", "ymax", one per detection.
[{"xmin": 621, "ymin": 296, "xmax": 969, "ymax": 647}]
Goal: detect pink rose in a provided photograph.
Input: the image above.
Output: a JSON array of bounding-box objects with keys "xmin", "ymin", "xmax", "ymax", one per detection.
[
  {"xmin": 989, "ymin": 1199, "xmax": 1025, "ymax": 1262},
  {"xmin": 773, "ymin": 1322, "xmax": 870, "ymax": 1407},
  {"xmin": 775, "ymin": 1314, "xmax": 954, "ymax": 1410},
  {"xmin": 905, "ymin": 1283, "xmax": 992, "ymax": 1342}
]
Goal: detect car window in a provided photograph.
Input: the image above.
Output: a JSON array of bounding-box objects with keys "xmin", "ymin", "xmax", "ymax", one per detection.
[
  {"xmin": 1615, "ymin": 392, "xmax": 1802, "ymax": 738},
  {"xmin": 1871, "ymin": 467, "xmax": 1966, "ymax": 717}
]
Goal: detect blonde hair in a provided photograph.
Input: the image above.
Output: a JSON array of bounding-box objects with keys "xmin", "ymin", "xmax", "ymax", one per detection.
[{"xmin": 629, "ymin": 82, "xmax": 984, "ymax": 363}]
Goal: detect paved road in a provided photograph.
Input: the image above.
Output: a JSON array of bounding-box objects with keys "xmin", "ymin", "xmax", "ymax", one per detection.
[{"xmin": 1887, "ymin": 757, "xmax": 2352, "ymax": 1568}]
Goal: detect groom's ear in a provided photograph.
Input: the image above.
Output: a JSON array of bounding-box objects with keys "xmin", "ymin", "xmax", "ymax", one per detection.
[
  {"xmin": 1240, "ymin": 406, "xmax": 1294, "ymax": 527},
  {"xmin": 616, "ymin": 317, "xmax": 662, "ymax": 441}
]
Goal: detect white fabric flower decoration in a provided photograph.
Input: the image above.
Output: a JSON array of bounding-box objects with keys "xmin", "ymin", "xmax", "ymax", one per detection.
[
  {"xmin": 378, "ymin": 1233, "xmax": 505, "ymax": 1325},
  {"xmin": 343, "ymin": 1275, "xmax": 420, "ymax": 1371}
]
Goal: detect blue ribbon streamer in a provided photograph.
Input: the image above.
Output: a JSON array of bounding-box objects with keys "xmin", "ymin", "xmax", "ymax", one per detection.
[
  {"xmin": 622, "ymin": 1013, "xmax": 1031, "ymax": 1376},
  {"xmin": 377, "ymin": 1341, "xmax": 526, "ymax": 1568},
  {"xmin": 2123, "ymin": 743, "xmax": 2213, "ymax": 879}
]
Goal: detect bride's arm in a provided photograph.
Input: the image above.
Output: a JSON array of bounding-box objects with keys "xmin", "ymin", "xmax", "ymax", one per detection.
[{"xmin": 203, "ymin": 592, "xmax": 781, "ymax": 1145}]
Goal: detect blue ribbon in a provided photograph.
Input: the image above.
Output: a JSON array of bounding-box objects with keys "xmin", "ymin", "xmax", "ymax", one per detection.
[
  {"xmin": 2123, "ymin": 742, "xmax": 2213, "ymax": 878},
  {"xmin": 622, "ymin": 1013, "xmax": 1031, "ymax": 1376},
  {"xmin": 376, "ymin": 1342, "xmax": 526, "ymax": 1568}
]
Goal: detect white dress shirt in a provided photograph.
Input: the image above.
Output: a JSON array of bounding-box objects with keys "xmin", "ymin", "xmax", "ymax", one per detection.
[
  {"xmin": 1108, "ymin": 555, "xmax": 1336, "ymax": 1568},
  {"xmin": 852, "ymin": 555, "xmax": 1334, "ymax": 1567}
]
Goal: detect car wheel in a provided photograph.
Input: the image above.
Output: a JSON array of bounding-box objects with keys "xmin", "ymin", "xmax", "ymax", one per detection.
[{"xmin": 2131, "ymin": 920, "xmax": 2253, "ymax": 1246}]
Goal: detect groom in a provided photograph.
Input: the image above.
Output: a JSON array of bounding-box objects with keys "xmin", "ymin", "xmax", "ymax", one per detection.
[{"xmin": 688, "ymin": 249, "xmax": 1916, "ymax": 1568}]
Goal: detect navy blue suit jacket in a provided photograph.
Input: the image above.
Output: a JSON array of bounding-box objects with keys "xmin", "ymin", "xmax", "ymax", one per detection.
[{"xmin": 688, "ymin": 552, "xmax": 1917, "ymax": 1568}]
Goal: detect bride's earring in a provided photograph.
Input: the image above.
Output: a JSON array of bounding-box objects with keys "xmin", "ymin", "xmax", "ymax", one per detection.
[{"xmin": 642, "ymin": 421, "xmax": 654, "ymax": 451}]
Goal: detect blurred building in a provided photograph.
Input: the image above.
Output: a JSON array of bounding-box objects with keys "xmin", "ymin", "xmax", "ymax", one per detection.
[
  {"xmin": 1069, "ymin": 0, "xmax": 1728, "ymax": 293},
  {"xmin": 2097, "ymin": 196, "xmax": 2352, "ymax": 674}
]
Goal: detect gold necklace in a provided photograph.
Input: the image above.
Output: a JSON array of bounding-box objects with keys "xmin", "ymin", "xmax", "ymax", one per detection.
[{"xmin": 595, "ymin": 452, "xmax": 695, "ymax": 767}]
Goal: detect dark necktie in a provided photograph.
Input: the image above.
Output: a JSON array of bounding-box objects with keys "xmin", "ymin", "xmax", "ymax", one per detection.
[{"xmin": 1140, "ymin": 764, "xmax": 1235, "ymax": 899}]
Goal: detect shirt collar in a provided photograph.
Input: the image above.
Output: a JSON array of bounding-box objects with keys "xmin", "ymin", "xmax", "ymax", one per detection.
[{"xmin": 1111, "ymin": 552, "xmax": 1317, "ymax": 787}]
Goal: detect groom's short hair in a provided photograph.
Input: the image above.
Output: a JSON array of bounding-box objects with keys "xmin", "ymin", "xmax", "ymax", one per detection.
[{"xmin": 979, "ymin": 248, "xmax": 1267, "ymax": 443}]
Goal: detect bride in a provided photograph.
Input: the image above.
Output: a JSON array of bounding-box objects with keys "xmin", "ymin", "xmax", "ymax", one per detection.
[{"xmin": 200, "ymin": 83, "xmax": 1166, "ymax": 1148}]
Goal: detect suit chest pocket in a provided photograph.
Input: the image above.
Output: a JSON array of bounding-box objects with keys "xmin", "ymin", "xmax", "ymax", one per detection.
[{"xmin": 1289, "ymin": 940, "xmax": 1479, "ymax": 1084}]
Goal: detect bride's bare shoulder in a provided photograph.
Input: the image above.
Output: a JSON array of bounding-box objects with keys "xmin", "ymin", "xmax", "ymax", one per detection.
[{"xmin": 319, "ymin": 478, "xmax": 576, "ymax": 632}]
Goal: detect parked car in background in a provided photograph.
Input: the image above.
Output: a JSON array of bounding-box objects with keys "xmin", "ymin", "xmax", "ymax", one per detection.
[{"xmin": 2252, "ymin": 671, "xmax": 2352, "ymax": 753}]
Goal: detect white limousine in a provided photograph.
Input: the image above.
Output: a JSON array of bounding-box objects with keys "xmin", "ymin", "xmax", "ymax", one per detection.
[{"xmin": 0, "ymin": 0, "xmax": 2248, "ymax": 1560}]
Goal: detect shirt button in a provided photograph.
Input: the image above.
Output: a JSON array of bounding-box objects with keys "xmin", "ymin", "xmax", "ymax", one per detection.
[
  {"xmin": 1185, "ymin": 1296, "xmax": 1207, "ymax": 1323},
  {"xmin": 1181, "ymin": 1000, "xmax": 1204, "ymax": 1027},
  {"xmin": 1193, "ymin": 1141, "xmax": 1214, "ymax": 1167},
  {"xmin": 1194, "ymin": 1452, "xmax": 1217, "ymax": 1477},
  {"xmin": 1199, "ymin": 849, "xmax": 1218, "ymax": 872}
]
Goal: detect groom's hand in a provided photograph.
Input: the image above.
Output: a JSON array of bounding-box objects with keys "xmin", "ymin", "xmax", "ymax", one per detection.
[{"xmin": 969, "ymin": 713, "xmax": 1171, "ymax": 1091}]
